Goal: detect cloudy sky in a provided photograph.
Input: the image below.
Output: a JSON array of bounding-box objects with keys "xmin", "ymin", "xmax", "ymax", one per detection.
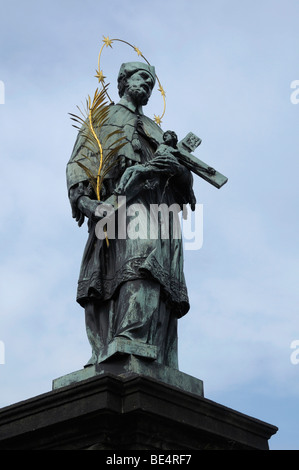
[{"xmin": 0, "ymin": 0, "xmax": 298, "ymax": 450}]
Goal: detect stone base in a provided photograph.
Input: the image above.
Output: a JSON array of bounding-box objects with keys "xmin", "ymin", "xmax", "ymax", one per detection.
[
  {"xmin": 0, "ymin": 362, "xmax": 277, "ymax": 450},
  {"xmin": 52, "ymin": 354, "xmax": 204, "ymax": 398}
]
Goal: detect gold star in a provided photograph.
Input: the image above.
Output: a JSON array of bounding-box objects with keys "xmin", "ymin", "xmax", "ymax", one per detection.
[
  {"xmin": 95, "ymin": 69, "xmax": 106, "ymax": 83},
  {"xmin": 102, "ymin": 36, "xmax": 113, "ymax": 48},
  {"xmin": 158, "ymin": 85, "xmax": 166, "ymax": 97},
  {"xmin": 154, "ymin": 115, "xmax": 162, "ymax": 126},
  {"xmin": 134, "ymin": 46, "xmax": 142, "ymax": 57}
]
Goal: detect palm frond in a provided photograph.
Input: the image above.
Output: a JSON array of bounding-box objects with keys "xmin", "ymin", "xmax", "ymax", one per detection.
[
  {"xmin": 70, "ymin": 84, "xmax": 127, "ymax": 202},
  {"xmin": 75, "ymin": 161, "xmax": 97, "ymax": 194},
  {"xmin": 101, "ymin": 158, "xmax": 122, "ymax": 179}
]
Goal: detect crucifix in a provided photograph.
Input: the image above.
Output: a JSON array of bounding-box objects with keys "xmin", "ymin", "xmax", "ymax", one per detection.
[
  {"xmin": 102, "ymin": 130, "xmax": 228, "ymax": 213},
  {"xmin": 176, "ymin": 132, "xmax": 228, "ymax": 189}
]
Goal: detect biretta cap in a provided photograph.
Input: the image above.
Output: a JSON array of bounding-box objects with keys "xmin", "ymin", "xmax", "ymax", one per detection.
[{"xmin": 118, "ymin": 62, "xmax": 156, "ymax": 85}]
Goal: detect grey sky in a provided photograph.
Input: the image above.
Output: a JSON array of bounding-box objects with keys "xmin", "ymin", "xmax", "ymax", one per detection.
[{"xmin": 0, "ymin": 0, "xmax": 298, "ymax": 449}]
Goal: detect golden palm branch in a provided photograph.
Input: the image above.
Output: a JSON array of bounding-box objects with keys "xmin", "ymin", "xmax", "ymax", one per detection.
[{"xmin": 69, "ymin": 84, "xmax": 127, "ymax": 201}]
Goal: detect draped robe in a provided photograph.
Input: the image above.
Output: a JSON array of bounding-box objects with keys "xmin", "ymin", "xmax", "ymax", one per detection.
[{"xmin": 66, "ymin": 99, "xmax": 190, "ymax": 367}]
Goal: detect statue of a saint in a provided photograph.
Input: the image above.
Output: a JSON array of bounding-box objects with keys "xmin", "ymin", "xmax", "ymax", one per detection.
[{"xmin": 66, "ymin": 62, "xmax": 196, "ymax": 369}]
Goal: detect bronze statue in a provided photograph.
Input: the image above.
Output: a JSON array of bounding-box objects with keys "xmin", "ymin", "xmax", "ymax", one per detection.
[{"xmin": 66, "ymin": 61, "xmax": 227, "ymax": 370}]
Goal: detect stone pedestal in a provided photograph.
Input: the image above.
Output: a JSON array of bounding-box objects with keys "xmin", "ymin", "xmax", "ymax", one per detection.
[
  {"xmin": 53, "ymin": 351, "xmax": 204, "ymax": 398},
  {"xmin": 0, "ymin": 355, "xmax": 277, "ymax": 450}
]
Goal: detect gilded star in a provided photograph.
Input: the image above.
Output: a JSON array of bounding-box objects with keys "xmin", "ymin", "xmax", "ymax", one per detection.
[
  {"xmin": 154, "ymin": 115, "xmax": 162, "ymax": 126},
  {"xmin": 95, "ymin": 69, "xmax": 106, "ymax": 83},
  {"xmin": 102, "ymin": 36, "xmax": 113, "ymax": 48},
  {"xmin": 158, "ymin": 85, "xmax": 166, "ymax": 97},
  {"xmin": 134, "ymin": 46, "xmax": 142, "ymax": 57}
]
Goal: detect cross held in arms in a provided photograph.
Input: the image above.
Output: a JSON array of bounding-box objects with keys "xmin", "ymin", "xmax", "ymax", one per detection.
[
  {"xmin": 176, "ymin": 132, "xmax": 228, "ymax": 189},
  {"xmin": 101, "ymin": 131, "xmax": 228, "ymax": 213}
]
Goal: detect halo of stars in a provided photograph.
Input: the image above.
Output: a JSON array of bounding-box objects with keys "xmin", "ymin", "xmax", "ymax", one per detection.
[{"xmin": 95, "ymin": 36, "xmax": 166, "ymax": 126}]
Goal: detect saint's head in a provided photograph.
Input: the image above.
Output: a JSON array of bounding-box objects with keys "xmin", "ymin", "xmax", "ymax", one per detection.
[{"xmin": 117, "ymin": 62, "xmax": 156, "ymax": 107}]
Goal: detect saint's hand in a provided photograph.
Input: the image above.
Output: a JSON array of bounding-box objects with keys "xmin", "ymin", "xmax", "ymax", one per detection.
[
  {"xmin": 115, "ymin": 164, "xmax": 148, "ymax": 196},
  {"xmin": 149, "ymin": 153, "xmax": 183, "ymax": 175},
  {"xmin": 77, "ymin": 196, "xmax": 104, "ymax": 221}
]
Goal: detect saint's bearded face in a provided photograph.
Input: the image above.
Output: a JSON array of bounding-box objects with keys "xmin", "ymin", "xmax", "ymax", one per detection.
[{"xmin": 125, "ymin": 70, "xmax": 154, "ymax": 106}]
